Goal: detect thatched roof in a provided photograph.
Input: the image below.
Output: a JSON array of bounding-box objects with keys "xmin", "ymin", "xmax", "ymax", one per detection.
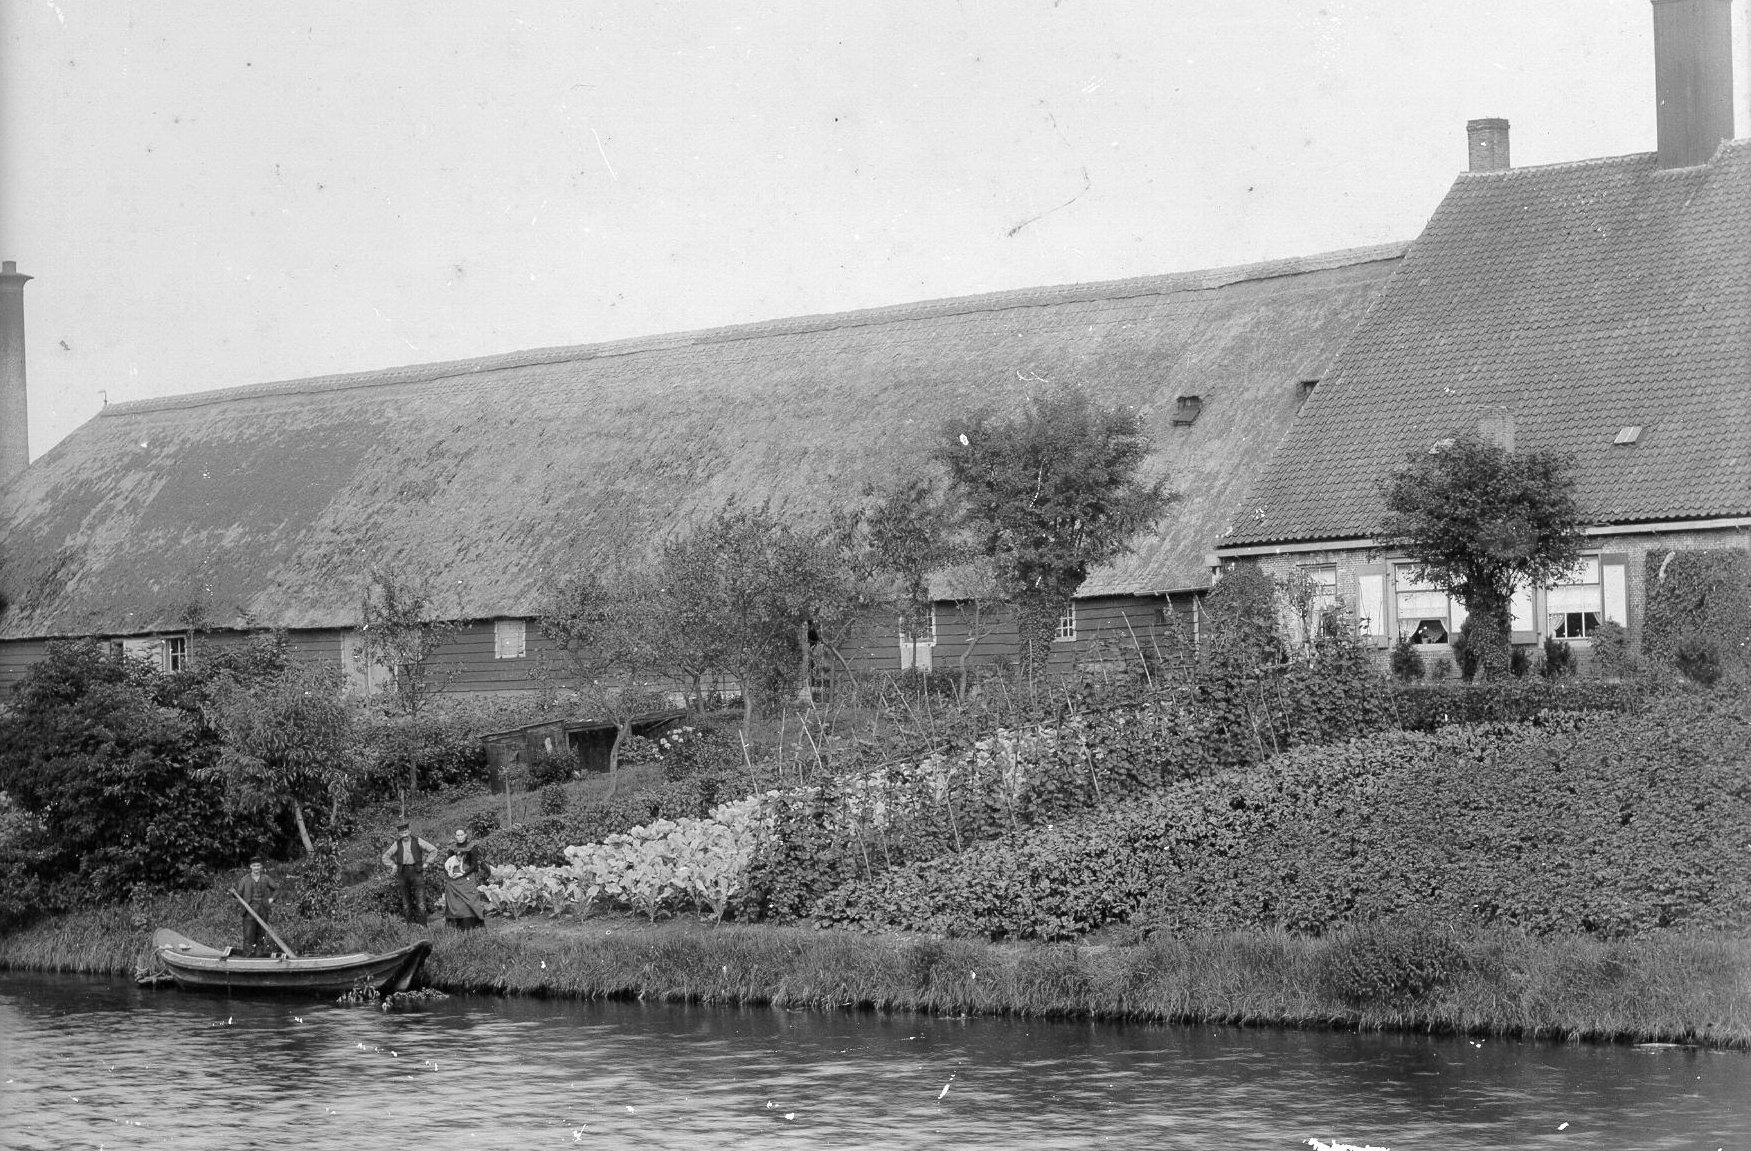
[
  {"xmin": 1224, "ymin": 140, "xmax": 1751, "ymax": 548},
  {"xmin": 0, "ymin": 244, "xmax": 1403, "ymax": 639}
]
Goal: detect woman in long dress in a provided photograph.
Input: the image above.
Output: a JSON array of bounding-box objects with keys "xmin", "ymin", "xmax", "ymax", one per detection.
[{"xmin": 441, "ymin": 828, "xmax": 489, "ymax": 930}]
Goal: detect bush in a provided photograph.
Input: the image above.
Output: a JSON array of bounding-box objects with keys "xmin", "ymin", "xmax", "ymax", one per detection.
[
  {"xmin": 1541, "ymin": 637, "xmax": 1575, "ymax": 679},
  {"xmin": 358, "ymin": 712, "xmax": 492, "ymax": 796},
  {"xmin": 0, "ymin": 640, "xmax": 277, "ymax": 912},
  {"xmin": 1389, "ymin": 678, "xmax": 1638, "ymax": 731},
  {"xmin": 538, "ymin": 783, "xmax": 569, "ymax": 816},
  {"xmin": 1390, "ymin": 636, "xmax": 1425, "ymax": 683},
  {"xmin": 526, "ymin": 750, "xmax": 578, "ymax": 789},
  {"xmin": 465, "ymin": 808, "xmax": 501, "ymax": 839},
  {"xmin": 1590, "ymin": 621, "xmax": 1636, "ymax": 680},
  {"xmin": 1316, "ymin": 912, "xmax": 1470, "ymax": 1008}
]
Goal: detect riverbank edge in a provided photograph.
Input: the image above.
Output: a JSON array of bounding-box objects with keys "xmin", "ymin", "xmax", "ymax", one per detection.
[{"xmin": 4, "ymin": 906, "xmax": 1748, "ymax": 1050}]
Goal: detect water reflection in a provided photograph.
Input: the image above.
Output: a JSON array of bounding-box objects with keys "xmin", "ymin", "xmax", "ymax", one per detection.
[{"xmin": 1, "ymin": 972, "xmax": 1745, "ymax": 1150}]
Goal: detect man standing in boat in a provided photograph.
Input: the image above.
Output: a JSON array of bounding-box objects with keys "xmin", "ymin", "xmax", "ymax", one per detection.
[
  {"xmin": 381, "ymin": 822, "xmax": 439, "ymax": 925},
  {"xmin": 231, "ymin": 858, "xmax": 278, "ymax": 956}
]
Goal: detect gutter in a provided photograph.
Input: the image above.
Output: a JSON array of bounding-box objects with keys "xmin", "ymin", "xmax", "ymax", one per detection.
[{"xmin": 1212, "ymin": 518, "xmax": 1751, "ymax": 561}]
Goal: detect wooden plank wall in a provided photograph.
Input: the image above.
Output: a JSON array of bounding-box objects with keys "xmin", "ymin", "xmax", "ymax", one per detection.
[{"xmin": 0, "ymin": 594, "xmax": 1208, "ymax": 704}]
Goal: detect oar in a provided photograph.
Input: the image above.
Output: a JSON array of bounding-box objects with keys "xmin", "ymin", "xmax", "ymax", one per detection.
[{"xmin": 230, "ymin": 888, "xmax": 297, "ymax": 958}]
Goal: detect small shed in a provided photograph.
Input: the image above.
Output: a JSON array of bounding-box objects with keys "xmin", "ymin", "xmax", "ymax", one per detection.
[{"xmin": 479, "ymin": 711, "xmax": 685, "ymax": 787}]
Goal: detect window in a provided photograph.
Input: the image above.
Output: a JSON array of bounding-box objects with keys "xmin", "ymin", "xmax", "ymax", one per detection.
[
  {"xmin": 1055, "ymin": 601, "xmax": 1077, "ymax": 642},
  {"xmin": 1547, "ymin": 556, "xmax": 1603, "ymax": 639},
  {"xmin": 899, "ymin": 605, "xmax": 936, "ymax": 671},
  {"xmin": 164, "ymin": 635, "xmax": 189, "ymax": 673},
  {"xmin": 1394, "ymin": 567, "xmax": 1466, "ymax": 645},
  {"xmin": 493, "ymin": 619, "xmax": 527, "ymax": 660},
  {"xmin": 1291, "ymin": 564, "xmax": 1339, "ymax": 640}
]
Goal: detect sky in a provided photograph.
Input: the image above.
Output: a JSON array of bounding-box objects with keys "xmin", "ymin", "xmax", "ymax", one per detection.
[{"xmin": 3, "ymin": 1, "xmax": 1749, "ymax": 461}]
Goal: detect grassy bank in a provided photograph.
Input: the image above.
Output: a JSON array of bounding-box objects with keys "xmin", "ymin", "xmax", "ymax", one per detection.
[{"xmin": 5, "ymin": 898, "xmax": 1749, "ymax": 1049}]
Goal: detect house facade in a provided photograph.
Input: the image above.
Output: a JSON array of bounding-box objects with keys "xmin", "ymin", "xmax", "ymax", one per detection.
[{"xmin": 1216, "ymin": 1, "xmax": 1751, "ymax": 670}]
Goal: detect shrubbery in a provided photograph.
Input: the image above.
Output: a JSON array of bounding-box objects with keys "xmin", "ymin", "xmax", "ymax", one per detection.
[
  {"xmin": 811, "ymin": 693, "xmax": 1751, "ymax": 942},
  {"xmin": 1387, "ymin": 678, "xmax": 1639, "ymax": 731},
  {"xmin": 0, "ymin": 641, "xmax": 282, "ymax": 926},
  {"xmin": 1315, "ymin": 912, "xmax": 1473, "ymax": 1008}
]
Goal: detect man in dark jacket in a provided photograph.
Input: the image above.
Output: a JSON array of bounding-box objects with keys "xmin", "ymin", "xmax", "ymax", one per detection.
[
  {"xmin": 231, "ymin": 859, "xmax": 278, "ymax": 956},
  {"xmin": 380, "ymin": 822, "xmax": 438, "ymax": 924}
]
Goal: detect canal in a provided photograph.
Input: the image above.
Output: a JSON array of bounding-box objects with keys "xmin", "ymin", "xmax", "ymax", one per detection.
[{"xmin": 2, "ymin": 971, "xmax": 1746, "ymax": 1149}]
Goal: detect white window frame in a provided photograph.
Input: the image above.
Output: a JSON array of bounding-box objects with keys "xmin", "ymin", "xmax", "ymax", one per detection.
[
  {"xmin": 163, "ymin": 634, "xmax": 190, "ymax": 673},
  {"xmin": 899, "ymin": 604, "xmax": 936, "ymax": 671},
  {"xmin": 1055, "ymin": 601, "xmax": 1077, "ymax": 642},
  {"xmin": 1392, "ymin": 565, "xmax": 1467, "ymax": 646},
  {"xmin": 1290, "ymin": 563, "xmax": 1340, "ymax": 642},
  {"xmin": 493, "ymin": 618, "xmax": 528, "ymax": 660},
  {"xmin": 1543, "ymin": 555, "xmax": 1629, "ymax": 642}
]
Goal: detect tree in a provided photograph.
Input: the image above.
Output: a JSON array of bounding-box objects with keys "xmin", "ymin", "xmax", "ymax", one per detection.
[
  {"xmin": 358, "ymin": 565, "xmax": 461, "ymax": 722},
  {"xmin": 659, "ymin": 503, "xmax": 851, "ymax": 726},
  {"xmin": 935, "ymin": 385, "xmax": 1177, "ymax": 683},
  {"xmin": 0, "ymin": 640, "xmax": 272, "ymax": 916},
  {"xmin": 1378, "ymin": 433, "xmax": 1586, "ymax": 681},
  {"xmin": 199, "ymin": 642, "xmax": 358, "ymax": 856},
  {"xmin": 537, "ymin": 566, "xmax": 669, "ymax": 798}
]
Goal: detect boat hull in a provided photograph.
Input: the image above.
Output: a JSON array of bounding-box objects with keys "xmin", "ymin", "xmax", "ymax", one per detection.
[{"xmin": 152, "ymin": 929, "xmax": 432, "ymax": 997}]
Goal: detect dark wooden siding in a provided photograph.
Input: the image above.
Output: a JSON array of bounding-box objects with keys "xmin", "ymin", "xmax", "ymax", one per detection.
[{"xmin": 828, "ymin": 592, "xmax": 1204, "ymax": 682}]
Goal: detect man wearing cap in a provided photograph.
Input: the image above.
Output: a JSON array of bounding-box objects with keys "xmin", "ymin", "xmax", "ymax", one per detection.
[
  {"xmin": 380, "ymin": 822, "xmax": 439, "ymax": 925},
  {"xmin": 231, "ymin": 858, "xmax": 277, "ymax": 956}
]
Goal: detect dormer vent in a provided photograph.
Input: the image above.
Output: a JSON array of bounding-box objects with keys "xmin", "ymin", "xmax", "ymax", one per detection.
[
  {"xmin": 1296, "ymin": 379, "xmax": 1319, "ymax": 401},
  {"xmin": 1613, "ymin": 425, "xmax": 1644, "ymax": 446},
  {"xmin": 1172, "ymin": 395, "xmax": 1202, "ymax": 426}
]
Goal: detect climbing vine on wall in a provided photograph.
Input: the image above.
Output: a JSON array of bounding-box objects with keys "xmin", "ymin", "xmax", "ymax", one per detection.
[{"xmin": 1642, "ymin": 548, "xmax": 1751, "ymax": 686}]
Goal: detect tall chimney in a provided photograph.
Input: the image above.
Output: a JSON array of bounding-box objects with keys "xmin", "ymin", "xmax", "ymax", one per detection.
[
  {"xmin": 0, "ymin": 260, "xmax": 29, "ymax": 489},
  {"xmin": 1466, "ymin": 118, "xmax": 1512, "ymax": 171},
  {"xmin": 1652, "ymin": 0, "xmax": 1736, "ymax": 168}
]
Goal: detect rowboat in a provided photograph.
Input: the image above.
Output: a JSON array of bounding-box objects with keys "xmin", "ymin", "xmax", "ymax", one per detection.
[{"xmin": 150, "ymin": 928, "xmax": 432, "ymax": 996}]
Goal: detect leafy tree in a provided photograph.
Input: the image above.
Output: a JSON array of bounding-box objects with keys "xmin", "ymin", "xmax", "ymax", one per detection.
[
  {"xmin": 1378, "ymin": 434, "xmax": 1585, "ymax": 681},
  {"xmin": 659, "ymin": 503, "xmax": 851, "ymax": 726},
  {"xmin": 199, "ymin": 641, "xmax": 358, "ymax": 856},
  {"xmin": 537, "ymin": 566, "xmax": 670, "ymax": 798},
  {"xmin": 822, "ymin": 475, "xmax": 999, "ymax": 692},
  {"xmin": 358, "ymin": 565, "xmax": 461, "ymax": 722},
  {"xmin": 936, "ymin": 385, "xmax": 1177, "ymax": 682},
  {"xmin": 0, "ymin": 640, "xmax": 273, "ymax": 918}
]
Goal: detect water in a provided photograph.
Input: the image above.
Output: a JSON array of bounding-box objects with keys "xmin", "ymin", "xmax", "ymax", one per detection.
[{"xmin": 2, "ymin": 972, "xmax": 1747, "ymax": 1150}]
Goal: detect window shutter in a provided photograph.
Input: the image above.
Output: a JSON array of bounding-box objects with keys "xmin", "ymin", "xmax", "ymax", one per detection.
[
  {"xmin": 1600, "ymin": 553, "xmax": 1629, "ymax": 627},
  {"xmin": 494, "ymin": 619, "xmax": 526, "ymax": 660},
  {"xmin": 1355, "ymin": 565, "xmax": 1387, "ymax": 646}
]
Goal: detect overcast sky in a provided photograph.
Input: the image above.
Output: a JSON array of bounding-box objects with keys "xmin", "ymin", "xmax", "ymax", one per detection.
[{"xmin": 3, "ymin": 1, "xmax": 1747, "ymax": 460}]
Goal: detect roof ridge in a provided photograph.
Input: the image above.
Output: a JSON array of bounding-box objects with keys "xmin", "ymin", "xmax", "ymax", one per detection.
[
  {"xmin": 1454, "ymin": 138, "xmax": 1751, "ymax": 181},
  {"xmin": 1454, "ymin": 150, "xmax": 1659, "ymax": 180},
  {"xmin": 101, "ymin": 241, "xmax": 1410, "ymax": 418}
]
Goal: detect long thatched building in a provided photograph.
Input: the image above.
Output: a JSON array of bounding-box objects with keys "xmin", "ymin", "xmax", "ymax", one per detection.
[{"xmin": 0, "ymin": 244, "xmax": 1405, "ymax": 697}]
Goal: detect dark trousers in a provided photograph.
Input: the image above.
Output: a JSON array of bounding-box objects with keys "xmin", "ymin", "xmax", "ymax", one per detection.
[
  {"xmin": 396, "ymin": 866, "xmax": 427, "ymax": 923},
  {"xmin": 241, "ymin": 912, "xmax": 268, "ymax": 956}
]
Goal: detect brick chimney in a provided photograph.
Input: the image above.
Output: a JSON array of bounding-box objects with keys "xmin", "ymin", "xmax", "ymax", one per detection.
[
  {"xmin": 1466, "ymin": 118, "xmax": 1511, "ymax": 171},
  {"xmin": 1652, "ymin": 0, "xmax": 1736, "ymax": 168},
  {"xmin": 0, "ymin": 261, "xmax": 29, "ymax": 490}
]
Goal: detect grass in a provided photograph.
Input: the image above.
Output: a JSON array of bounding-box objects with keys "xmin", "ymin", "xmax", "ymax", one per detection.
[{"xmin": 5, "ymin": 894, "xmax": 1749, "ymax": 1048}]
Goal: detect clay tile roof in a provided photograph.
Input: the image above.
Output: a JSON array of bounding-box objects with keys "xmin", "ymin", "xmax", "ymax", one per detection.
[
  {"xmin": 1222, "ymin": 139, "xmax": 1751, "ymax": 549},
  {"xmin": 0, "ymin": 244, "xmax": 1403, "ymax": 639}
]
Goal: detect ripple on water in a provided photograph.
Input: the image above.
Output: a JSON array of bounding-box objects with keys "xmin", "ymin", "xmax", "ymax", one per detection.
[{"xmin": 2, "ymin": 973, "xmax": 1748, "ymax": 1150}]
